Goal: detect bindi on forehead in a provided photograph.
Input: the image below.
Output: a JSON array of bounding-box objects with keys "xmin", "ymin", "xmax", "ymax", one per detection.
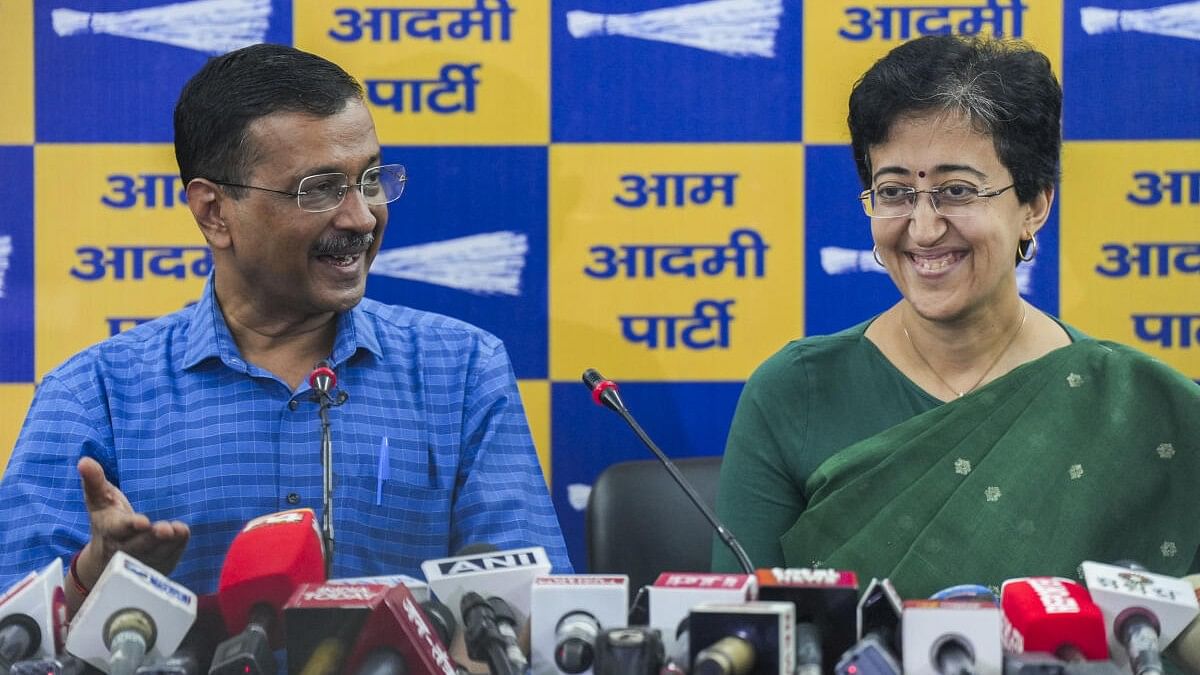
[{"xmin": 918, "ymin": 171, "xmax": 926, "ymax": 178}]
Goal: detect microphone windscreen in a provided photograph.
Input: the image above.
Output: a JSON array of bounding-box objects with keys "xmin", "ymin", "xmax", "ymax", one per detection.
[
  {"xmin": 217, "ymin": 508, "xmax": 325, "ymax": 645},
  {"xmin": 1001, "ymin": 577, "xmax": 1108, "ymax": 661}
]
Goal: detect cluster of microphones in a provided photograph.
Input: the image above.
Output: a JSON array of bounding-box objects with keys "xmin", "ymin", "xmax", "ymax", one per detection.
[
  {"xmin": 3, "ymin": 514, "xmax": 1200, "ymax": 675},
  {"xmin": 1, "ymin": 371, "xmax": 1198, "ymax": 674}
]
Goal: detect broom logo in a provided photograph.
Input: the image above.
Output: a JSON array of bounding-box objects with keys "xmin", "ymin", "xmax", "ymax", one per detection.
[
  {"xmin": 1081, "ymin": 1, "xmax": 1200, "ymax": 41},
  {"xmin": 369, "ymin": 231, "xmax": 528, "ymax": 296},
  {"xmin": 0, "ymin": 235, "xmax": 11, "ymax": 300},
  {"xmin": 566, "ymin": 0, "xmax": 784, "ymax": 58},
  {"xmin": 820, "ymin": 245, "xmax": 1035, "ymax": 294},
  {"xmin": 51, "ymin": 0, "xmax": 272, "ymax": 55}
]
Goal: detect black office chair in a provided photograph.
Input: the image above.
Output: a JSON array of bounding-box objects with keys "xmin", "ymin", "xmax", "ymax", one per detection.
[{"xmin": 586, "ymin": 456, "xmax": 723, "ymax": 593}]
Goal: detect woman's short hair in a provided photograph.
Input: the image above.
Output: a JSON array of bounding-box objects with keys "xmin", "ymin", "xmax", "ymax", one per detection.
[{"xmin": 848, "ymin": 35, "xmax": 1061, "ymax": 205}]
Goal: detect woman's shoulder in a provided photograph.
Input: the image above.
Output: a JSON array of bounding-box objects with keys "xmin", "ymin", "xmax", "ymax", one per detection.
[{"xmin": 746, "ymin": 318, "xmax": 879, "ymax": 390}]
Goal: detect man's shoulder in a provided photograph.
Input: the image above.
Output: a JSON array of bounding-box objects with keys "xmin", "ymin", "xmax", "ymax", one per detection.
[
  {"xmin": 355, "ymin": 298, "xmax": 503, "ymax": 350},
  {"xmin": 44, "ymin": 306, "xmax": 194, "ymax": 384}
]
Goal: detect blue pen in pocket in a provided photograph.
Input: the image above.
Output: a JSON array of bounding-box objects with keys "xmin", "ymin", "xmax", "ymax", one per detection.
[{"xmin": 376, "ymin": 436, "xmax": 390, "ymax": 506}]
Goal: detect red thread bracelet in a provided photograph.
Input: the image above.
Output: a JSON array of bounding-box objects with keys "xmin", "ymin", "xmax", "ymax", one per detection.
[{"xmin": 68, "ymin": 550, "xmax": 91, "ymax": 598}]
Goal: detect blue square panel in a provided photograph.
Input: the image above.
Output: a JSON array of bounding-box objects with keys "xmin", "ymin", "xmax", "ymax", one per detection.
[
  {"xmin": 552, "ymin": 0, "xmax": 801, "ymax": 142},
  {"xmin": 35, "ymin": 0, "xmax": 293, "ymax": 142},
  {"xmin": 1064, "ymin": 0, "xmax": 1200, "ymax": 139},
  {"xmin": 803, "ymin": 145, "xmax": 1059, "ymax": 337},
  {"xmin": 550, "ymin": 379, "xmax": 743, "ymax": 572},
  {"xmin": 368, "ymin": 146, "xmax": 548, "ymax": 379},
  {"xmin": 0, "ymin": 146, "xmax": 34, "ymax": 383}
]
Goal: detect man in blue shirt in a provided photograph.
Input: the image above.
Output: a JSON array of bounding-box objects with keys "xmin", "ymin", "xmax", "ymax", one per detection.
[{"xmin": 0, "ymin": 44, "xmax": 571, "ymax": 613}]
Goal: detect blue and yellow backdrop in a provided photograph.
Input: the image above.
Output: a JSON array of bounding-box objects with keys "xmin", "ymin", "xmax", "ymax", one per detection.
[{"xmin": 1, "ymin": 0, "xmax": 1197, "ymax": 569}]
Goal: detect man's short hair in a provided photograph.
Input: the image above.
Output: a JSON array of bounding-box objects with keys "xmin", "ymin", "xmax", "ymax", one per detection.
[{"xmin": 174, "ymin": 43, "xmax": 364, "ymax": 193}]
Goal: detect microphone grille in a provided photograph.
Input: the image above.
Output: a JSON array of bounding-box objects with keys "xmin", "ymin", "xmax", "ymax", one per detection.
[{"xmin": 582, "ymin": 368, "xmax": 605, "ymax": 390}]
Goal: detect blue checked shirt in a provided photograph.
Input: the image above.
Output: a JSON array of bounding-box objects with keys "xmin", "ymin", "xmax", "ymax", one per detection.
[{"xmin": 0, "ymin": 278, "xmax": 572, "ymax": 594}]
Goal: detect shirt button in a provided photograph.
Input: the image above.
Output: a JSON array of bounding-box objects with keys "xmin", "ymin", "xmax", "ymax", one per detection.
[
  {"xmin": 286, "ymin": 493, "xmax": 300, "ymax": 505},
  {"xmin": 288, "ymin": 399, "xmax": 299, "ymax": 411}
]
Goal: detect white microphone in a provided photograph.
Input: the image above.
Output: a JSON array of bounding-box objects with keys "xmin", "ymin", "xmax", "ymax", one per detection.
[
  {"xmin": 1080, "ymin": 561, "xmax": 1199, "ymax": 675},
  {"xmin": 647, "ymin": 572, "xmax": 758, "ymax": 667},
  {"xmin": 420, "ymin": 545, "xmax": 551, "ymax": 629},
  {"xmin": 530, "ymin": 574, "xmax": 628, "ymax": 675},
  {"xmin": 65, "ymin": 551, "xmax": 196, "ymax": 675},
  {"xmin": 0, "ymin": 558, "xmax": 68, "ymax": 669},
  {"xmin": 902, "ymin": 599, "xmax": 1003, "ymax": 675}
]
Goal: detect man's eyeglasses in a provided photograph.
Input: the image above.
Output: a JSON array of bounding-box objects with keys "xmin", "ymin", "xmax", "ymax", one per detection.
[
  {"xmin": 211, "ymin": 164, "xmax": 407, "ymax": 213},
  {"xmin": 859, "ymin": 182, "xmax": 1014, "ymax": 218}
]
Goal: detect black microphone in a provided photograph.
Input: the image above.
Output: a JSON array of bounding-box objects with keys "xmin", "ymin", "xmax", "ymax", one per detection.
[
  {"xmin": 308, "ymin": 360, "xmax": 345, "ymax": 577},
  {"xmin": 460, "ymin": 591, "xmax": 526, "ymax": 675},
  {"xmin": 580, "ymin": 368, "xmax": 754, "ymax": 575}
]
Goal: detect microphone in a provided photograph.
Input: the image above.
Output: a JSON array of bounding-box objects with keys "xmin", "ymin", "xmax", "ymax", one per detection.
[
  {"xmin": 210, "ymin": 508, "xmax": 326, "ymax": 675},
  {"xmin": 580, "ymin": 369, "xmax": 754, "ymax": 575},
  {"xmin": 64, "ymin": 551, "xmax": 197, "ymax": 675},
  {"xmin": 461, "ymin": 591, "xmax": 527, "ymax": 675},
  {"xmin": 755, "ymin": 567, "xmax": 860, "ymax": 675},
  {"xmin": 0, "ymin": 558, "xmax": 68, "ymax": 671},
  {"xmin": 420, "ymin": 545, "xmax": 552, "ymax": 630},
  {"xmin": 307, "ymin": 360, "xmax": 345, "ymax": 578},
  {"xmin": 591, "ymin": 627, "xmax": 664, "ymax": 675},
  {"xmin": 309, "ymin": 362, "xmax": 336, "ymax": 400},
  {"xmin": 687, "ymin": 601, "xmax": 796, "ymax": 675},
  {"xmin": 1000, "ymin": 577, "xmax": 1108, "ymax": 662},
  {"xmin": 1080, "ymin": 561, "xmax": 1199, "ymax": 675},
  {"xmin": 646, "ymin": 573, "xmax": 757, "ymax": 666},
  {"xmin": 1164, "ymin": 574, "xmax": 1200, "ymax": 672},
  {"xmin": 836, "ymin": 577, "xmax": 904, "ymax": 675},
  {"xmin": 284, "ymin": 581, "xmax": 460, "ymax": 675},
  {"xmin": 307, "ymin": 360, "xmax": 348, "ymax": 407},
  {"xmin": 901, "ymin": 598, "xmax": 1003, "ymax": 675},
  {"xmin": 529, "ymin": 574, "xmax": 628, "ymax": 675},
  {"xmin": 8, "ymin": 653, "xmax": 91, "ymax": 674}
]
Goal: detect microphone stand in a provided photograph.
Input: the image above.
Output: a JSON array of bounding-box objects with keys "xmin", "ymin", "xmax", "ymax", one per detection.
[
  {"xmin": 310, "ymin": 364, "xmax": 348, "ymax": 578},
  {"xmin": 582, "ymin": 369, "xmax": 756, "ymax": 576}
]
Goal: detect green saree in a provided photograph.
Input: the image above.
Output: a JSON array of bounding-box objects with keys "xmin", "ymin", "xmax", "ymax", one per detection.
[{"xmin": 780, "ymin": 339, "xmax": 1200, "ymax": 599}]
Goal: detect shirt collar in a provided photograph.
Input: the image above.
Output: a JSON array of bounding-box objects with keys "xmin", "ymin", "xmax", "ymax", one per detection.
[{"xmin": 182, "ymin": 274, "xmax": 384, "ymax": 371}]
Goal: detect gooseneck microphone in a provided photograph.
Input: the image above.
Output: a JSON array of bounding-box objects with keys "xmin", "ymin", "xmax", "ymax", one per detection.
[
  {"xmin": 581, "ymin": 368, "xmax": 754, "ymax": 575},
  {"xmin": 309, "ymin": 360, "xmax": 347, "ymax": 577}
]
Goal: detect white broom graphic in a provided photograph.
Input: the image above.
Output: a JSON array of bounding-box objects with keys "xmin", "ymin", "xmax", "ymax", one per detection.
[
  {"xmin": 51, "ymin": 0, "xmax": 272, "ymax": 55},
  {"xmin": 566, "ymin": 0, "xmax": 783, "ymax": 58},
  {"xmin": 370, "ymin": 231, "xmax": 528, "ymax": 296},
  {"xmin": 820, "ymin": 245, "xmax": 1036, "ymax": 295},
  {"xmin": 0, "ymin": 235, "xmax": 11, "ymax": 299},
  {"xmin": 1081, "ymin": 1, "xmax": 1200, "ymax": 41}
]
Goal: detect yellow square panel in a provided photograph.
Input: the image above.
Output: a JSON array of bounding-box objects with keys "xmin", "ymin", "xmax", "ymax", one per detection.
[
  {"xmin": 517, "ymin": 379, "xmax": 550, "ymax": 486},
  {"xmin": 803, "ymin": 0, "xmax": 1063, "ymax": 143},
  {"xmin": 0, "ymin": 384, "xmax": 35, "ymax": 476},
  {"xmin": 1060, "ymin": 141, "xmax": 1200, "ymax": 379},
  {"xmin": 550, "ymin": 143, "xmax": 804, "ymax": 382},
  {"xmin": 0, "ymin": 1, "xmax": 34, "ymax": 144},
  {"xmin": 296, "ymin": 1, "xmax": 548, "ymax": 145},
  {"xmin": 36, "ymin": 144, "xmax": 207, "ymax": 377}
]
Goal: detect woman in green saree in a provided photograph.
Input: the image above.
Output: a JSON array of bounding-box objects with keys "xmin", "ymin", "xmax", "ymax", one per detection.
[{"xmin": 712, "ymin": 35, "xmax": 1200, "ymax": 600}]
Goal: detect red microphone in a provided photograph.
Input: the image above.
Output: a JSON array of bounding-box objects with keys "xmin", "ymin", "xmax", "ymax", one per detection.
[
  {"xmin": 209, "ymin": 509, "xmax": 326, "ymax": 674},
  {"xmin": 1000, "ymin": 576, "xmax": 1109, "ymax": 662},
  {"xmin": 285, "ymin": 581, "xmax": 458, "ymax": 675}
]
